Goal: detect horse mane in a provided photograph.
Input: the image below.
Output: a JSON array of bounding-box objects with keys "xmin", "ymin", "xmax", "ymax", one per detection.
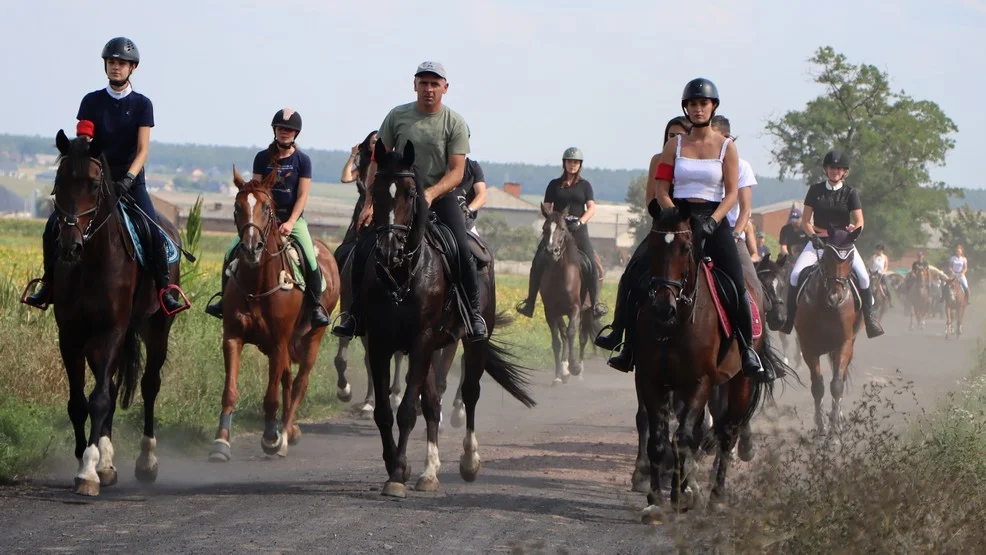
[
  {"xmin": 56, "ymin": 137, "xmax": 96, "ymax": 183},
  {"xmin": 238, "ymin": 169, "xmax": 280, "ymax": 213}
]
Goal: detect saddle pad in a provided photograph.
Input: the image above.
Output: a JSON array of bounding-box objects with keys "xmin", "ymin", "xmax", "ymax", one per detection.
[
  {"xmin": 119, "ymin": 203, "xmax": 179, "ymax": 268},
  {"xmin": 797, "ymin": 264, "xmax": 862, "ymax": 311},
  {"xmin": 466, "ymin": 230, "xmax": 491, "ymax": 266},
  {"xmin": 701, "ymin": 261, "xmax": 762, "ymax": 340}
]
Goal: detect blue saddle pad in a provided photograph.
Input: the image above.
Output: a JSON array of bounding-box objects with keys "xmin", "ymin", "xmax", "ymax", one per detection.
[{"xmin": 119, "ymin": 202, "xmax": 179, "ymax": 267}]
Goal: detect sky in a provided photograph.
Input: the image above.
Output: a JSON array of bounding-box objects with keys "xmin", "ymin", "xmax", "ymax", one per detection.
[{"xmin": 1, "ymin": 0, "xmax": 983, "ymax": 188}]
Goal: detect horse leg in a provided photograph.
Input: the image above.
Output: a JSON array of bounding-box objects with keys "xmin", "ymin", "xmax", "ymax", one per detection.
[
  {"xmin": 95, "ymin": 379, "xmax": 119, "ymax": 488},
  {"xmin": 415, "ymin": 356, "xmax": 443, "ymax": 493},
  {"xmin": 60, "ymin": 336, "xmax": 88, "ymax": 487},
  {"xmin": 259, "ymin": 345, "xmax": 289, "ymax": 457},
  {"xmin": 450, "ymin": 355, "xmax": 467, "ymax": 429},
  {"xmin": 806, "ymin": 353, "xmax": 825, "ymax": 434},
  {"xmin": 434, "ymin": 343, "xmax": 458, "ymax": 432},
  {"xmin": 368, "ymin": 344, "xmax": 399, "ymax": 491},
  {"xmin": 386, "ymin": 349, "xmax": 428, "ymax": 498},
  {"xmin": 359, "ymin": 336, "xmax": 375, "ymax": 418},
  {"xmin": 278, "ymin": 362, "xmax": 293, "ymax": 455},
  {"xmin": 672, "ymin": 378, "xmax": 711, "ymax": 512},
  {"xmin": 285, "ymin": 339, "xmax": 321, "ymax": 447},
  {"xmin": 391, "ymin": 351, "xmax": 405, "ymax": 411},
  {"xmin": 637, "ymin": 373, "xmax": 672, "ymax": 523},
  {"xmin": 567, "ymin": 308, "xmax": 582, "ymax": 377},
  {"xmin": 830, "ymin": 344, "xmax": 853, "ymax": 433},
  {"xmin": 459, "ymin": 341, "xmax": 487, "ymax": 482},
  {"xmin": 334, "ymin": 337, "xmax": 353, "ymax": 402},
  {"xmin": 711, "ymin": 377, "xmax": 753, "ymax": 502},
  {"xmin": 631, "ymin": 387, "xmax": 652, "ymax": 494},
  {"xmin": 137, "ymin": 312, "xmax": 168, "ymax": 482},
  {"xmin": 210, "ymin": 337, "xmax": 244, "ymax": 462},
  {"xmin": 76, "ymin": 330, "xmax": 125, "ymax": 497},
  {"xmin": 548, "ymin": 316, "xmax": 563, "ymax": 385}
]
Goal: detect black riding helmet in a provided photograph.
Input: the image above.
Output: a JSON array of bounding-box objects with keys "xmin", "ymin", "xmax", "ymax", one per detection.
[
  {"xmin": 681, "ymin": 78, "xmax": 720, "ymax": 127},
  {"xmin": 272, "ymin": 108, "xmax": 302, "ymax": 133},
  {"xmin": 823, "ymin": 150, "xmax": 850, "ymax": 169},
  {"xmin": 102, "ymin": 37, "xmax": 140, "ymax": 66}
]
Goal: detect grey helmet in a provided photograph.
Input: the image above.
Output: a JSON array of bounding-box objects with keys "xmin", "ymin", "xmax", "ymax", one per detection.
[{"xmin": 562, "ymin": 147, "xmax": 583, "ymax": 161}]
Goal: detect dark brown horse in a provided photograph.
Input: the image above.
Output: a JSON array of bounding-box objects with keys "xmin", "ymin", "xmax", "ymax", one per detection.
[
  {"xmin": 907, "ymin": 266, "xmax": 931, "ymax": 331},
  {"xmin": 538, "ymin": 205, "xmax": 601, "ymax": 385},
  {"xmin": 208, "ymin": 168, "xmax": 340, "ymax": 462},
  {"xmin": 870, "ymin": 271, "xmax": 891, "ymax": 320},
  {"xmin": 756, "ymin": 253, "xmax": 789, "ymax": 332},
  {"xmin": 364, "ymin": 140, "xmax": 535, "ymax": 498},
  {"xmin": 34, "ymin": 130, "xmax": 184, "ymax": 496},
  {"xmin": 794, "ymin": 227, "xmax": 862, "ymax": 433},
  {"xmin": 634, "ymin": 201, "xmax": 781, "ymax": 518},
  {"xmin": 943, "ymin": 276, "xmax": 968, "ymax": 339}
]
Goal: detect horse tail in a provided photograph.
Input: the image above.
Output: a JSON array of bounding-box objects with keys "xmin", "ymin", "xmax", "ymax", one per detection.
[
  {"xmin": 117, "ymin": 326, "xmax": 145, "ymax": 410},
  {"xmin": 484, "ymin": 339, "xmax": 537, "ymax": 408},
  {"xmin": 737, "ymin": 332, "xmax": 794, "ymax": 426},
  {"xmin": 493, "ymin": 310, "xmax": 515, "ymax": 329}
]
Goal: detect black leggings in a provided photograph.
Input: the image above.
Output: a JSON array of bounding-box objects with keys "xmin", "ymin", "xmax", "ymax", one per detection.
[
  {"xmin": 690, "ymin": 202, "xmax": 752, "ymax": 341},
  {"xmin": 431, "ymin": 193, "xmax": 479, "ymax": 297}
]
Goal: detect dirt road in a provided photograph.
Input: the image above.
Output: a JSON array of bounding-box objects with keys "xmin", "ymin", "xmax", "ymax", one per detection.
[{"xmin": 1, "ymin": 308, "xmax": 981, "ymax": 554}]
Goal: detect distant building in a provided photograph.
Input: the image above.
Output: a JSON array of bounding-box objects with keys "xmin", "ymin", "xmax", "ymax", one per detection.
[
  {"xmin": 752, "ymin": 200, "xmax": 802, "ymax": 238},
  {"xmin": 0, "ymin": 160, "xmax": 23, "ymax": 178}
]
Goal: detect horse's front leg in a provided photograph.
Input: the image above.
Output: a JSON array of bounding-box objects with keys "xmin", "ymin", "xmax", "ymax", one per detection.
[
  {"xmin": 830, "ymin": 344, "xmax": 853, "ymax": 432},
  {"xmin": 390, "ymin": 351, "xmax": 405, "ymax": 411},
  {"xmin": 360, "ymin": 336, "xmax": 375, "ymax": 418},
  {"xmin": 672, "ymin": 376, "xmax": 712, "ymax": 512},
  {"xmin": 631, "ymin": 387, "xmax": 652, "ymax": 494},
  {"xmin": 259, "ymin": 344, "xmax": 290, "ymax": 457},
  {"xmin": 567, "ymin": 307, "xmax": 582, "ymax": 377},
  {"xmin": 210, "ymin": 336, "xmax": 243, "ymax": 462},
  {"xmin": 334, "ymin": 336, "xmax": 353, "ymax": 402},
  {"xmin": 548, "ymin": 314, "xmax": 564, "ymax": 385},
  {"xmin": 76, "ymin": 329, "xmax": 125, "ymax": 497},
  {"xmin": 384, "ymin": 347, "xmax": 429, "ymax": 498},
  {"xmin": 415, "ymin": 350, "xmax": 443, "ymax": 493},
  {"xmin": 60, "ymin": 333, "xmax": 89, "ymax": 490},
  {"xmin": 805, "ymin": 353, "xmax": 825, "ymax": 434}
]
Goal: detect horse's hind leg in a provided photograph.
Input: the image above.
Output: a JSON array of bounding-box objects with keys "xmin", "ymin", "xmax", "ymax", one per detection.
[
  {"xmin": 631, "ymin": 387, "xmax": 652, "ymax": 494},
  {"xmin": 210, "ymin": 336, "xmax": 243, "ymax": 462},
  {"xmin": 433, "ymin": 343, "xmax": 458, "ymax": 430},
  {"xmin": 359, "ymin": 336, "xmax": 375, "ymax": 418},
  {"xmin": 136, "ymin": 313, "xmax": 169, "ymax": 483},
  {"xmin": 334, "ymin": 337, "xmax": 353, "ymax": 402},
  {"xmin": 415, "ymin": 354, "xmax": 443, "ymax": 493},
  {"xmin": 284, "ymin": 334, "xmax": 325, "ymax": 447},
  {"xmin": 805, "ymin": 353, "xmax": 825, "ymax": 433},
  {"xmin": 450, "ymin": 355, "xmax": 467, "ymax": 429},
  {"xmin": 259, "ymin": 345, "xmax": 290, "ymax": 457},
  {"xmin": 459, "ymin": 341, "xmax": 487, "ymax": 483},
  {"xmin": 60, "ymin": 336, "xmax": 88, "ymax": 488}
]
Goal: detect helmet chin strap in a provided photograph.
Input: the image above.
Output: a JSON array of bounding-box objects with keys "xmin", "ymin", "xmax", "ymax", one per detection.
[
  {"xmin": 684, "ymin": 109, "xmax": 715, "ymax": 128},
  {"xmin": 109, "ymin": 78, "xmax": 129, "ymax": 88}
]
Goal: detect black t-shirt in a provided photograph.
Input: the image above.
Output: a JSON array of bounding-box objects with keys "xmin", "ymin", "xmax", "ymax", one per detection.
[
  {"xmin": 912, "ymin": 260, "xmax": 929, "ymax": 272},
  {"xmin": 456, "ymin": 158, "xmax": 485, "ymax": 200},
  {"xmin": 803, "ymin": 182, "xmax": 862, "ymax": 231},
  {"xmin": 779, "ymin": 223, "xmax": 809, "ymax": 250},
  {"xmin": 544, "ymin": 178, "xmax": 594, "ymax": 218}
]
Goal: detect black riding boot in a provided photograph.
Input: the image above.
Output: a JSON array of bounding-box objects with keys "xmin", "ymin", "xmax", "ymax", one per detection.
[
  {"xmin": 859, "ymin": 287, "xmax": 885, "ymax": 339},
  {"xmin": 305, "ymin": 258, "xmax": 330, "ymax": 329},
  {"xmin": 585, "ymin": 259, "xmax": 608, "ymax": 319},
  {"xmin": 204, "ymin": 260, "xmax": 229, "ymax": 319},
  {"xmin": 736, "ymin": 295, "xmax": 773, "ymax": 382},
  {"xmin": 516, "ymin": 246, "xmax": 546, "ymax": 318},
  {"xmin": 780, "ymin": 281, "xmax": 799, "ymax": 335},
  {"xmin": 462, "ymin": 256, "xmax": 488, "ymax": 342},
  {"xmin": 153, "ymin": 232, "xmax": 186, "ymax": 315},
  {"xmin": 24, "ymin": 215, "xmax": 57, "ymax": 309},
  {"xmin": 332, "ymin": 233, "xmax": 373, "ymax": 339},
  {"xmin": 606, "ymin": 299, "xmax": 636, "ymax": 373},
  {"xmin": 595, "ymin": 263, "xmax": 635, "ymax": 350}
]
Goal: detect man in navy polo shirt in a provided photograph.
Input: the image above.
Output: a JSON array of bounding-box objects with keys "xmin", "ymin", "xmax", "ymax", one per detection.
[{"xmin": 24, "ymin": 37, "xmax": 187, "ymax": 314}]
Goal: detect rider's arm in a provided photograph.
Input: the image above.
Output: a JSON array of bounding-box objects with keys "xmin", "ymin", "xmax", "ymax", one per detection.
[
  {"xmin": 849, "ymin": 208, "xmax": 864, "ymax": 230},
  {"xmin": 127, "ymin": 126, "xmax": 151, "ymax": 179},
  {"xmin": 542, "ymin": 180, "xmax": 555, "ymax": 214},
  {"xmin": 425, "ymin": 154, "xmax": 466, "ymax": 204},
  {"xmin": 847, "ymin": 188, "xmax": 863, "ymax": 231},
  {"xmin": 578, "ymin": 182, "xmax": 596, "ymax": 225},
  {"xmin": 801, "ymin": 206, "xmax": 819, "ymax": 236},
  {"xmin": 467, "ymin": 161, "xmax": 487, "ymax": 211},
  {"xmin": 645, "ymin": 153, "xmax": 661, "ymax": 204},
  {"xmin": 654, "ymin": 140, "xmax": 678, "ymax": 210},
  {"xmin": 340, "ymin": 149, "xmax": 358, "ymax": 183},
  {"xmin": 744, "ymin": 223, "xmax": 758, "ymax": 260},
  {"xmin": 734, "ymin": 186, "xmax": 753, "ymax": 235},
  {"xmin": 712, "ymin": 141, "xmax": 739, "ymax": 225},
  {"xmin": 883, "ymin": 256, "xmax": 889, "ymax": 273}
]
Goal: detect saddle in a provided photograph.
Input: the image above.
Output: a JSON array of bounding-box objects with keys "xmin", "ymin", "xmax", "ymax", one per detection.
[
  {"xmin": 118, "ymin": 200, "xmax": 179, "ymax": 268},
  {"xmin": 700, "ymin": 260, "xmax": 763, "ymax": 341},
  {"xmin": 424, "ymin": 216, "xmax": 491, "ymax": 276}
]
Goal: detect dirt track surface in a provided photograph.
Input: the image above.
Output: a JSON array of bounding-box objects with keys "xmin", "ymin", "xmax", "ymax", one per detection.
[{"xmin": 1, "ymin": 308, "xmax": 981, "ymax": 554}]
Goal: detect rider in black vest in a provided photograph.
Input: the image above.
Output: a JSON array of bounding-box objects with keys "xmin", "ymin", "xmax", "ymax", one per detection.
[{"xmin": 516, "ymin": 147, "xmax": 605, "ymax": 319}]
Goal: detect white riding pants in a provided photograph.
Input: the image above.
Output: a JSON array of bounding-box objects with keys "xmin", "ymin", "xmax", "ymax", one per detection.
[{"xmin": 790, "ymin": 246, "xmax": 870, "ymax": 289}]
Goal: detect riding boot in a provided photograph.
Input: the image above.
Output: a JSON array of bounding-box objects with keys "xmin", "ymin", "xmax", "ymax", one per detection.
[
  {"xmin": 780, "ymin": 281, "xmax": 800, "ymax": 335},
  {"xmin": 462, "ymin": 257, "xmax": 488, "ymax": 342},
  {"xmin": 204, "ymin": 262, "xmax": 229, "ymax": 319},
  {"xmin": 736, "ymin": 296, "xmax": 773, "ymax": 382},
  {"xmin": 332, "ymin": 232, "xmax": 372, "ymax": 338},
  {"xmin": 24, "ymin": 215, "xmax": 57, "ymax": 309},
  {"xmin": 305, "ymin": 259, "xmax": 330, "ymax": 329},
  {"xmin": 586, "ymin": 259, "xmax": 608, "ymax": 318},
  {"xmin": 606, "ymin": 298, "xmax": 636, "ymax": 373},
  {"xmin": 595, "ymin": 263, "xmax": 635, "ymax": 350},
  {"xmin": 516, "ymin": 247, "xmax": 546, "ymax": 318},
  {"xmin": 153, "ymin": 232, "xmax": 187, "ymax": 315},
  {"xmin": 859, "ymin": 287, "xmax": 885, "ymax": 338}
]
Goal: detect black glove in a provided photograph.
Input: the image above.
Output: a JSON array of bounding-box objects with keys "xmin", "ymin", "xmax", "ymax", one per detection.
[
  {"xmin": 810, "ymin": 235, "xmax": 825, "ymax": 250},
  {"xmin": 465, "ymin": 209, "xmax": 477, "ymax": 228},
  {"xmin": 697, "ymin": 215, "xmax": 719, "ymax": 240},
  {"xmin": 115, "ymin": 175, "xmax": 134, "ymax": 194},
  {"xmin": 567, "ymin": 220, "xmax": 583, "ymax": 231}
]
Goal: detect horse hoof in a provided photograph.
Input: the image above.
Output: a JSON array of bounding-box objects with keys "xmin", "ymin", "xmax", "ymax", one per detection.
[
  {"xmin": 382, "ymin": 481, "xmax": 407, "ymax": 498},
  {"xmin": 570, "ymin": 363, "xmax": 583, "ymax": 377},
  {"xmin": 677, "ymin": 485, "xmax": 701, "ymax": 512},
  {"xmin": 209, "ymin": 439, "xmax": 232, "ymax": 462},
  {"xmin": 552, "ymin": 377, "xmax": 563, "ymax": 387},
  {"xmin": 459, "ymin": 454, "xmax": 481, "ymax": 482},
  {"xmin": 337, "ymin": 383, "xmax": 353, "ymax": 403},
  {"xmin": 450, "ymin": 407, "xmax": 466, "ymax": 429},
  {"xmin": 97, "ymin": 467, "xmax": 118, "ymax": 487},
  {"xmin": 288, "ymin": 424, "xmax": 302, "ymax": 446},
  {"xmin": 738, "ymin": 443, "xmax": 755, "ymax": 463},
  {"xmin": 415, "ymin": 475, "xmax": 440, "ymax": 492},
  {"xmin": 261, "ymin": 433, "xmax": 284, "ymax": 456},
  {"xmin": 631, "ymin": 469, "xmax": 651, "ymax": 493},
  {"xmin": 640, "ymin": 505, "xmax": 663, "ymax": 525},
  {"xmin": 74, "ymin": 477, "xmax": 100, "ymax": 497},
  {"xmin": 134, "ymin": 461, "xmax": 159, "ymax": 484}
]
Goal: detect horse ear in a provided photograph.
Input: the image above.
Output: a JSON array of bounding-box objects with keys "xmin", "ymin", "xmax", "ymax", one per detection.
[
  {"xmin": 763, "ymin": 253, "xmax": 772, "ymax": 263},
  {"xmin": 374, "ymin": 136, "xmax": 387, "ymax": 164},
  {"xmin": 232, "ymin": 165, "xmax": 245, "ymax": 190},
  {"xmin": 56, "ymin": 129, "xmax": 70, "ymax": 155},
  {"xmin": 402, "ymin": 141, "xmax": 415, "ymax": 167},
  {"xmin": 777, "ymin": 253, "xmax": 788, "ymax": 267},
  {"xmin": 87, "ymin": 135, "xmax": 103, "ymax": 159},
  {"xmin": 849, "ymin": 226, "xmax": 862, "ymax": 243},
  {"xmin": 540, "ymin": 202, "xmax": 551, "ymax": 218}
]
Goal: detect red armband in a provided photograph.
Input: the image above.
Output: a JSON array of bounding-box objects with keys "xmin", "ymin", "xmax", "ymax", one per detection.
[
  {"xmin": 76, "ymin": 120, "xmax": 95, "ymax": 139},
  {"xmin": 655, "ymin": 162, "xmax": 674, "ymax": 182}
]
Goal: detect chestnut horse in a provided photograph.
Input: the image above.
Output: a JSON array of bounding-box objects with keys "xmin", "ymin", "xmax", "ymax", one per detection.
[
  {"xmin": 634, "ymin": 200, "xmax": 783, "ymax": 519},
  {"xmin": 943, "ymin": 276, "xmax": 968, "ymax": 339},
  {"xmin": 31, "ymin": 130, "xmax": 186, "ymax": 495},
  {"xmin": 208, "ymin": 168, "xmax": 340, "ymax": 462},
  {"xmin": 794, "ymin": 227, "xmax": 862, "ymax": 433},
  {"xmin": 364, "ymin": 140, "xmax": 535, "ymax": 498}
]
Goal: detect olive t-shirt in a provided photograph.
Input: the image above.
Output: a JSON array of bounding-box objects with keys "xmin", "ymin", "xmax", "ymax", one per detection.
[{"xmin": 378, "ymin": 102, "xmax": 470, "ymax": 188}]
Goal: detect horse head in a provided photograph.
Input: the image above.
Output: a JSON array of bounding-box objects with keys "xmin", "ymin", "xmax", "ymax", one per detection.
[
  {"xmin": 232, "ymin": 166, "xmax": 278, "ymax": 266},
  {"xmin": 541, "ymin": 204, "xmax": 572, "ymax": 262},
  {"xmin": 52, "ymin": 129, "xmax": 109, "ymax": 263},
  {"xmin": 757, "ymin": 253, "xmax": 789, "ymax": 330},
  {"xmin": 645, "ymin": 199, "xmax": 694, "ymax": 324},
  {"xmin": 817, "ymin": 224, "xmax": 861, "ymax": 308},
  {"xmin": 371, "ymin": 139, "xmax": 426, "ymax": 269}
]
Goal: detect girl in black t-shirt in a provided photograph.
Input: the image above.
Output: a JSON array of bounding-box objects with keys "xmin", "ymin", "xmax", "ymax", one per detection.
[{"xmin": 516, "ymin": 147, "xmax": 605, "ymax": 319}]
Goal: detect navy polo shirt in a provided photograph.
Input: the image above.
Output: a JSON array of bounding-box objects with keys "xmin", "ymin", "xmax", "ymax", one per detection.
[
  {"xmin": 252, "ymin": 149, "xmax": 313, "ymax": 221},
  {"xmin": 77, "ymin": 88, "xmax": 154, "ymax": 182}
]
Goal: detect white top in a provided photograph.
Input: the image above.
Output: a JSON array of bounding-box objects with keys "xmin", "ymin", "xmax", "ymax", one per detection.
[
  {"xmin": 672, "ymin": 135, "xmax": 731, "ymax": 203},
  {"xmin": 870, "ymin": 253, "xmax": 887, "ymax": 273},
  {"xmin": 725, "ymin": 159, "xmax": 757, "ymax": 237},
  {"xmin": 951, "ymin": 255, "xmax": 968, "ymax": 274}
]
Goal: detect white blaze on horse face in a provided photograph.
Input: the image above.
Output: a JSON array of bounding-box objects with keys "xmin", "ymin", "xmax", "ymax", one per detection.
[
  {"xmin": 549, "ymin": 221, "xmax": 557, "ymax": 244},
  {"xmin": 247, "ymin": 193, "xmax": 257, "ymax": 211},
  {"xmin": 665, "ymin": 233, "xmax": 675, "ymax": 244},
  {"xmin": 388, "ymin": 183, "xmax": 397, "ymax": 225}
]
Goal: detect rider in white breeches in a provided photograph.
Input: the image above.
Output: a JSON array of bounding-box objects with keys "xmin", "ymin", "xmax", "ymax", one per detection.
[{"xmin": 790, "ymin": 244, "xmax": 870, "ymax": 289}]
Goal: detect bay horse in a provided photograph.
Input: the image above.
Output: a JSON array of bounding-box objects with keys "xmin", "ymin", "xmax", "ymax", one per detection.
[
  {"xmin": 756, "ymin": 253, "xmax": 789, "ymax": 332},
  {"xmin": 794, "ymin": 227, "xmax": 862, "ymax": 433},
  {"xmin": 208, "ymin": 167, "xmax": 340, "ymax": 462},
  {"xmin": 35, "ymin": 130, "xmax": 184, "ymax": 496},
  {"xmin": 870, "ymin": 271, "xmax": 891, "ymax": 320},
  {"xmin": 634, "ymin": 200, "xmax": 783, "ymax": 518},
  {"xmin": 364, "ymin": 140, "xmax": 535, "ymax": 498},
  {"xmin": 907, "ymin": 266, "xmax": 931, "ymax": 331},
  {"xmin": 538, "ymin": 205, "xmax": 602, "ymax": 385},
  {"xmin": 943, "ymin": 276, "xmax": 968, "ymax": 339}
]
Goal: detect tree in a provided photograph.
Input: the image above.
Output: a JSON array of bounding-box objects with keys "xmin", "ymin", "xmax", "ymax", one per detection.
[
  {"xmin": 938, "ymin": 207, "xmax": 986, "ymax": 281},
  {"xmin": 765, "ymin": 47, "xmax": 958, "ymax": 256},
  {"xmin": 624, "ymin": 172, "xmax": 649, "ymax": 248}
]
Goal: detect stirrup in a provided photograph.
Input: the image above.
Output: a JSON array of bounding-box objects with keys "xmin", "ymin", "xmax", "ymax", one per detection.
[
  {"xmin": 160, "ymin": 284, "xmax": 191, "ymax": 316},
  {"xmin": 20, "ymin": 278, "xmax": 51, "ymax": 311}
]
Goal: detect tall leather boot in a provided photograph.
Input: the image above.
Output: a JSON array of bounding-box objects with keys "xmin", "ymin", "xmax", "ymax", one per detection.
[
  {"xmin": 780, "ymin": 282, "xmax": 799, "ymax": 335},
  {"xmin": 462, "ymin": 257, "xmax": 488, "ymax": 342},
  {"xmin": 736, "ymin": 295, "xmax": 773, "ymax": 382},
  {"xmin": 305, "ymin": 258, "xmax": 330, "ymax": 328},
  {"xmin": 154, "ymin": 232, "xmax": 187, "ymax": 315},
  {"xmin": 859, "ymin": 287, "xmax": 885, "ymax": 338},
  {"xmin": 516, "ymin": 245, "xmax": 546, "ymax": 318},
  {"xmin": 23, "ymin": 215, "xmax": 57, "ymax": 309}
]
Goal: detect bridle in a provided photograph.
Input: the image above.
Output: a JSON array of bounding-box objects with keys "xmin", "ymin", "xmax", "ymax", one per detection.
[
  {"xmin": 373, "ymin": 170, "xmax": 422, "ymax": 303},
  {"xmin": 647, "ymin": 228, "xmax": 698, "ymax": 307},
  {"xmin": 234, "ymin": 191, "xmax": 288, "ymax": 258},
  {"xmin": 52, "ymin": 156, "xmax": 113, "ymax": 246}
]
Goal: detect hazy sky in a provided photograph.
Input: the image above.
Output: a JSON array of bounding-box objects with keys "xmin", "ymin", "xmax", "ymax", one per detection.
[{"xmin": 2, "ymin": 0, "xmax": 983, "ymax": 188}]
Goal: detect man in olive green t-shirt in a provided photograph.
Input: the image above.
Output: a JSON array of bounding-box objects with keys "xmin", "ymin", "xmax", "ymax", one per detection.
[{"xmin": 333, "ymin": 61, "xmax": 488, "ymax": 342}]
